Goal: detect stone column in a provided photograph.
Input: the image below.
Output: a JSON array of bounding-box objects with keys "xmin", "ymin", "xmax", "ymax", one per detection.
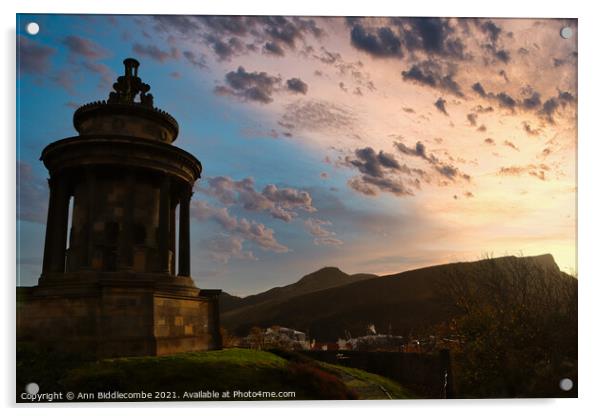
[
  {"xmin": 169, "ymin": 201, "xmax": 176, "ymax": 275},
  {"xmin": 43, "ymin": 176, "xmax": 71, "ymax": 274},
  {"xmin": 158, "ymin": 175, "xmax": 171, "ymax": 273},
  {"xmin": 118, "ymin": 172, "xmax": 135, "ymax": 270},
  {"xmin": 41, "ymin": 177, "xmax": 58, "ymax": 274},
  {"xmin": 82, "ymin": 167, "xmax": 95, "ymax": 268},
  {"xmin": 178, "ymin": 187, "xmax": 192, "ymax": 277}
]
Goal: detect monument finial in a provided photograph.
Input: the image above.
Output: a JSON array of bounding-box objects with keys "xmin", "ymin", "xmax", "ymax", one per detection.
[
  {"xmin": 107, "ymin": 57, "xmax": 153, "ymax": 107},
  {"xmin": 123, "ymin": 57, "xmax": 140, "ymax": 78}
]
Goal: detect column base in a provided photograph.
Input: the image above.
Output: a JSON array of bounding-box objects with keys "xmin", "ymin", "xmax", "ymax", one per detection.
[{"xmin": 17, "ymin": 272, "xmax": 222, "ymax": 358}]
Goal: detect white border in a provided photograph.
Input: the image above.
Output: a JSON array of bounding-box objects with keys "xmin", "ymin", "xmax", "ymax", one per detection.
[{"xmin": 3, "ymin": 1, "xmax": 600, "ymax": 415}]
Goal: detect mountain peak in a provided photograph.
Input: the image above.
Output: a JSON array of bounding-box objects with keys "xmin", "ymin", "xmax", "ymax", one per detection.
[
  {"xmin": 297, "ymin": 267, "xmax": 348, "ymax": 284},
  {"xmin": 481, "ymin": 253, "xmax": 561, "ymax": 273}
]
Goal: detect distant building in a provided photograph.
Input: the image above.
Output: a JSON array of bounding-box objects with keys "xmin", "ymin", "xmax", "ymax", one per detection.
[
  {"xmin": 265, "ymin": 326, "xmax": 310, "ymax": 350},
  {"xmin": 243, "ymin": 326, "xmax": 310, "ymax": 350},
  {"xmin": 336, "ymin": 334, "xmax": 405, "ymax": 351}
]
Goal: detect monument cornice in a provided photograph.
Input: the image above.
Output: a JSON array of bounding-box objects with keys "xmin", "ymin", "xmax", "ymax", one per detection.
[{"xmin": 40, "ymin": 134, "xmax": 202, "ymax": 185}]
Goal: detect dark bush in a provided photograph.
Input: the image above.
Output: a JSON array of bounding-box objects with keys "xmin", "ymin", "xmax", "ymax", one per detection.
[{"xmin": 285, "ymin": 361, "xmax": 357, "ymax": 400}]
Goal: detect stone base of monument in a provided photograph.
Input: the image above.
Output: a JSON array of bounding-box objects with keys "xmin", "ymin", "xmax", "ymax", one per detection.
[{"xmin": 17, "ymin": 272, "xmax": 222, "ymax": 358}]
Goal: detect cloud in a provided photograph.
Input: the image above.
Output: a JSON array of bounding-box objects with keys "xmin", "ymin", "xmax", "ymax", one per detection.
[
  {"xmin": 479, "ymin": 20, "xmax": 502, "ymax": 44},
  {"xmin": 467, "ymin": 113, "xmax": 478, "ymax": 126},
  {"xmin": 204, "ymin": 34, "xmax": 246, "ymax": 60},
  {"xmin": 401, "ymin": 17, "xmax": 468, "ymax": 59},
  {"xmin": 396, "ymin": 141, "xmax": 427, "ymax": 158},
  {"xmin": 183, "ymin": 50, "xmax": 206, "ymax": 69},
  {"xmin": 191, "ymin": 200, "xmax": 289, "ymax": 253},
  {"xmin": 199, "ymin": 176, "xmax": 316, "ymax": 222},
  {"xmin": 539, "ymin": 91, "xmax": 576, "ymax": 124},
  {"xmin": 17, "ymin": 161, "xmax": 48, "ymax": 224},
  {"xmin": 473, "ymin": 104, "xmax": 494, "ymax": 113},
  {"xmin": 472, "ymin": 82, "xmax": 517, "ymax": 110},
  {"xmin": 205, "ymin": 234, "xmax": 257, "ymax": 264},
  {"xmin": 304, "ymin": 218, "xmax": 343, "ymax": 246},
  {"xmin": 476, "ymin": 20, "xmax": 511, "ymax": 63},
  {"xmin": 132, "ymin": 43, "xmax": 179, "ymax": 62},
  {"xmin": 496, "ymin": 92, "xmax": 518, "ymax": 109},
  {"xmin": 347, "ymin": 177, "xmax": 378, "ymax": 196},
  {"xmin": 264, "ymin": 41, "xmax": 285, "ymax": 56},
  {"xmin": 350, "ymin": 24, "xmax": 403, "ymax": 58},
  {"xmin": 261, "ymin": 16, "xmax": 323, "ymax": 49},
  {"xmin": 503, "ymin": 140, "xmax": 519, "ymax": 151},
  {"xmin": 153, "ymin": 15, "xmax": 202, "ymax": 36},
  {"xmin": 63, "ymin": 35, "xmax": 108, "ymax": 60},
  {"xmin": 314, "ymin": 47, "xmax": 341, "ymax": 64},
  {"xmin": 344, "ymin": 147, "xmax": 418, "ymax": 197},
  {"xmin": 18, "ymin": 35, "xmax": 55, "ymax": 75},
  {"xmin": 286, "ymin": 78, "xmax": 308, "ymax": 94},
  {"xmin": 280, "ymin": 99, "xmax": 356, "ymax": 132},
  {"xmin": 358, "ymin": 17, "xmax": 470, "ymax": 60},
  {"xmin": 346, "ymin": 147, "xmax": 401, "ymax": 178},
  {"xmin": 472, "ymin": 82, "xmax": 487, "ymax": 97},
  {"xmin": 31, "ymin": 35, "xmax": 113, "ymax": 94},
  {"xmin": 262, "ymin": 184, "xmax": 317, "ymax": 216},
  {"xmin": 494, "ymin": 49, "xmax": 511, "ymax": 63},
  {"xmin": 395, "ymin": 141, "xmax": 471, "ymax": 182},
  {"xmin": 351, "ymin": 175, "xmax": 415, "ymax": 197},
  {"xmin": 521, "ymin": 92, "xmax": 541, "ymax": 110},
  {"xmin": 195, "ymin": 15, "xmax": 249, "ymax": 36},
  {"xmin": 215, "ymin": 66, "xmax": 282, "ymax": 104},
  {"xmin": 523, "ymin": 122, "xmax": 541, "ymax": 136},
  {"xmin": 214, "ymin": 66, "xmax": 281, "ymax": 104},
  {"xmin": 401, "ymin": 60, "xmax": 464, "ymax": 97},
  {"xmin": 434, "ymin": 97, "xmax": 448, "ymax": 115},
  {"xmin": 152, "ymin": 15, "xmax": 323, "ymax": 60},
  {"xmin": 472, "ymin": 82, "xmax": 576, "ymax": 124},
  {"xmin": 51, "ymin": 70, "xmax": 77, "ymax": 94},
  {"xmin": 497, "ymin": 164, "xmax": 550, "ymax": 181},
  {"xmin": 81, "ymin": 61, "xmax": 114, "ymax": 90}
]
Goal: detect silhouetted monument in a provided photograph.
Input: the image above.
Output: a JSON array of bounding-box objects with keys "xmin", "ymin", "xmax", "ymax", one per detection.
[{"xmin": 17, "ymin": 58, "xmax": 222, "ymax": 357}]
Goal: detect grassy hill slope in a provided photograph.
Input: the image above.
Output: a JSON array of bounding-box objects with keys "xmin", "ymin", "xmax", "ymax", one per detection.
[{"xmin": 17, "ymin": 346, "xmax": 415, "ymax": 401}]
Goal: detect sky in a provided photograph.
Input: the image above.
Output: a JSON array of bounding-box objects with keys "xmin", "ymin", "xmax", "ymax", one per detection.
[{"xmin": 16, "ymin": 14, "xmax": 577, "ymax": 295}]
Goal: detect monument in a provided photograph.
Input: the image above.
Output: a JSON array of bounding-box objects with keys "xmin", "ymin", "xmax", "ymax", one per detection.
[{"xmin": 17, "ymin": 58, "xmax": 222, "ymax": 357}]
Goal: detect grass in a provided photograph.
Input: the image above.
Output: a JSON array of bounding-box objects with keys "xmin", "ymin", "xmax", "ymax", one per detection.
[
  {"xmin": 17, "ymin": 345, "xmax": 417, "ymax": 401},
  {"xmin": 320, "ymin": 362, "xmax": 417, "ymax": 399},
  {"xmin": 63, "ymin": 348, "xmax": 297, "ymax": 399}
]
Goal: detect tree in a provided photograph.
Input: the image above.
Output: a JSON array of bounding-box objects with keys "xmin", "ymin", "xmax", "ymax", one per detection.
[
  {"xmin": 219, "ymin": 326, "xmax": 240, "ymax": 348},
  {"xmin": 247, "ymin": 326, "xmax": 265, "ymax": 350},
  {"xmin": 439, "ymin": 254, "xmax": 577, "ymax": 397}
]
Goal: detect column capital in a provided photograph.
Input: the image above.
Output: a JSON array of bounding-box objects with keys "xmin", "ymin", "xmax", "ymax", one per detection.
[{"xmin": 180, "ymin": 186, "xmax": 193, "ymax": 202}]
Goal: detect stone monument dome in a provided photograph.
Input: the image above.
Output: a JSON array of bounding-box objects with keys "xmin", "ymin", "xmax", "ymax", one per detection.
[{"xmin": 73, "ymin": 58, "xmax": 179, "ymax": 143}]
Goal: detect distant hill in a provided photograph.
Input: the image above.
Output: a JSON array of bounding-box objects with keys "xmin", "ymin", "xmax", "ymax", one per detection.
[
  {"xmin": 221, "ymin": 254, "xmax": 575, "ymax": 341},
  {"xmin": 219, "ymin": 267, "xmax": 377, "ymax": 313}
]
